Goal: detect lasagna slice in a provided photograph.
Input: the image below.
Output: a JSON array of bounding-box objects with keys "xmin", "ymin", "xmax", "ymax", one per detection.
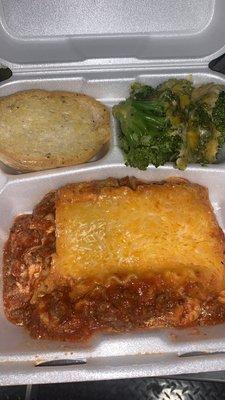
[{"xmin": 3, "ymin": 178, "xmax": 225, "ymax": 342}]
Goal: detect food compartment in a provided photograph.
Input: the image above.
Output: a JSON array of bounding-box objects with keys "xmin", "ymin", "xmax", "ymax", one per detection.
[
  {"xmin": 0, "ymin": 76, "xmax": 115, "ymax": 174},
  {"xmin": 1, "ymin": 68, "xmax": 225, "ymax": 369},
  {"xmin": 1, "ymin": 163, "xmax": 225, "ymax": 385},
  {"xmin": 1, "ymin": 68, "xmax": 225, "ymax": 175}
]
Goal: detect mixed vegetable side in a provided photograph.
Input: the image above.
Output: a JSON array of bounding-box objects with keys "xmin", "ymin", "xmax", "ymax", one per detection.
[{"xmin": 113, "ymin": 79, "xmax": 225, "ymax": 170}]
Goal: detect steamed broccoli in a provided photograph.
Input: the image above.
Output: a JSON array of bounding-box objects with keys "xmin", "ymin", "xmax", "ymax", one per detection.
[
  {"xmin": 157, "ymin": 78, "xmax": 193, "ymax": 109},
  {"xmin": 212, "ymin": 91, "xmax": 225, "ymax": 139},
  {"xmin": 157, "ymin": 78, "xmax": 193, "ymax": 97},
  {"xmin": 113, "ymin": 79, "xmax": 225, "ymax": 171},
  {"xmin": 123, "ymin": 136, "xmax": 181, "ymax": 170},
  {"xmin": 129, "ymin": 82, "xmax": 155, "ymax": 100},
  {"xmin": 113, "ymin": 96, "xmax": 181, "ymax": 169},
  {"xmin": 176, "ymin": 103, "xmax": 217, "ymax": 169}
]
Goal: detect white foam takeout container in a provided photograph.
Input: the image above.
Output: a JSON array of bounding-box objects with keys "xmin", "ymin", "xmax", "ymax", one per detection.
[{"xmin": 1, "ymin": 0, "xmax": 225, "ymax": 386}]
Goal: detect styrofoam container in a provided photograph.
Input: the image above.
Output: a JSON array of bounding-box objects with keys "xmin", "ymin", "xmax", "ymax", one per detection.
[{"xmin": 1, "ymin": 0, "xmax": 225, "ymax": 386}]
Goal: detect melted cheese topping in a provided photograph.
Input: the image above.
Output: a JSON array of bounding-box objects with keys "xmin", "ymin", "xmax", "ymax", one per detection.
[{"xmin": 53, "ymin": 183, "xmax": 225, "ymax": 286}]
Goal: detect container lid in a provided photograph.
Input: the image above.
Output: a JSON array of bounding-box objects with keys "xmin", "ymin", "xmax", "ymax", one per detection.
[{"xmin": 0, "ymin": 0, "xmax": 225, "ymax": 71}]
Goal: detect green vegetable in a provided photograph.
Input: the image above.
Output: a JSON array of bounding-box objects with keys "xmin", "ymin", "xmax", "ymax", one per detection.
[
  {"xmin": 176, "ymin": 103, "xmax": 217, "ymax": 169},
  {"xmin": 126, "ymin": 137, "xmax": 181, "ymax": 170},
  {"xmin": 157, "ymin": 78, "xmax": 193, "ymax": 97},
  {"xmin": 113, "ymin": 96, "xmax": 181, "ymax": 169},
  {"xmin": 212, "ymin": 91, "xmax": 225, "ymax": 140},
  {"xmin": 129, "ymin": 82, "xmax": 155, "ymax": 100},
  {"xmin": 113, "ymin": 79, "xmax": 225, "ymax": 170}
]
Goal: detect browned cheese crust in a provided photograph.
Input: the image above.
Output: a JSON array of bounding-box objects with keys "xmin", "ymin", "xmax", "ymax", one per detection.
[{"xmin": 3, "ymin": 177, "xmax": 225, "ymax": 342}]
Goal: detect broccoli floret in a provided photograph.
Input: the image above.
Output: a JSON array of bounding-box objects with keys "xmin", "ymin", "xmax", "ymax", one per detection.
[
  {"xmin": 212, "ymin": 91, "xmax": 225, "ymax": 138},
  {"xmin": 113, "ymin": 97, "xmax": 181, "ymax": 170},
  {"xmin": 157, "ymin": 79, "xmax": 193, "ymax": 97},
  {"xmin": 191, "ymin": 103, "xmax": 212, "ymax": 129},
  {"xmin": 113, "ymin": 99, "xmax": 169, "ymax": 135},
  {"xmin": 129, "ymin": 82, "xmax": 155, "ymax": 100},
  {"xmin": 113, "ymin": 79, "xmax": 223, "ymax": 171},
  {"xmin": 159, "ymin": 88, "xmax": 178, "ymax": 104},
  {"xmin": 189, "ymin": 103, "xmax": 214, "ymax": 145},
  {"xmin": 124, "ymin": 134, "xmax": 181, "ymax": 170},
  {"xmin": 158, "ymin": 79, "xmax": 193, "ymax": 117},
  {"xmin": 176, "ymin": 102, "xmax": 219, "ymax": 169}
]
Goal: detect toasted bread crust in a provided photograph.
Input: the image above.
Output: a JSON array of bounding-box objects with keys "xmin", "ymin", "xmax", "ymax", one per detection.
[{"xmin": 0, "ymin": 90, "xmax": 110, "ymax": 171}]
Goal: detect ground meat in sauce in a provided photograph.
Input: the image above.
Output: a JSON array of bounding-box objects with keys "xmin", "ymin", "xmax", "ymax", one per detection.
[
  {"xmin": 3, "ymin": 191, "xmax": 56, "ymax": 326},
  {"xmin": 3, "ymin": 178, "xmax": 225, "ymax": 342}
]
